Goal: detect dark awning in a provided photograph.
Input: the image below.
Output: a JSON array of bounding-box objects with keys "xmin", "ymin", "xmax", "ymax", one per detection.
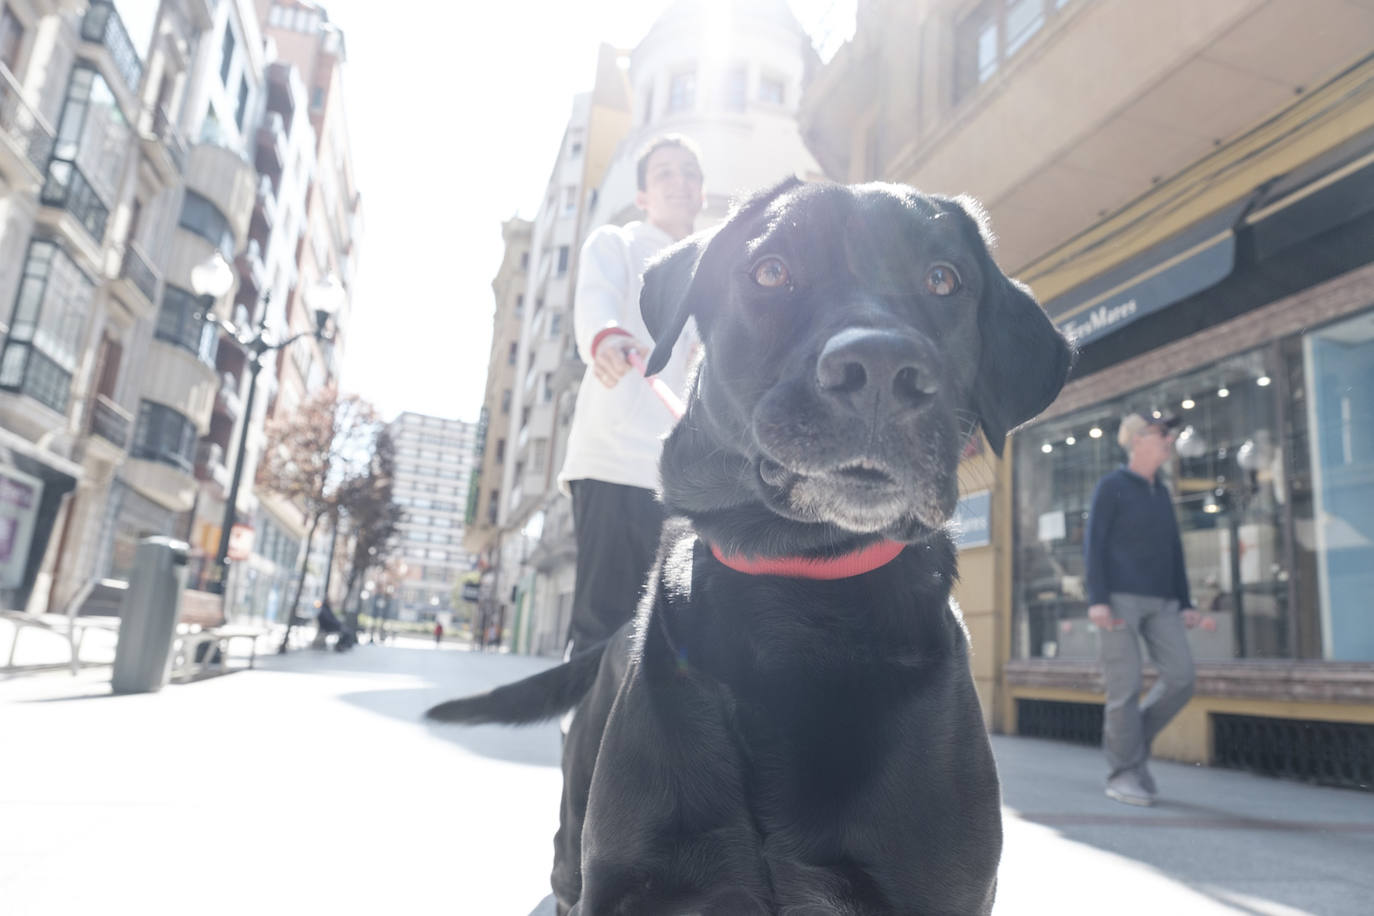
[{"xmin": 1045, "ymin": 200, "xmax": 1246, "ymax": 347}]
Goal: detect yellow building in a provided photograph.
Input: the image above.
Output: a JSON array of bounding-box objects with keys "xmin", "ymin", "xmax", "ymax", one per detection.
[{"xmin": 801, "ymin": 0, "xmax": 1374, "ymax": 786}]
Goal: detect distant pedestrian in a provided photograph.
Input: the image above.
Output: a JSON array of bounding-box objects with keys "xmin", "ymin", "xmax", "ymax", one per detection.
[
  {"xmin": 1085, "ymin": 411, "xmax": 1209, "ymax": 806},
  {"xmin": 433, "ymin": 621, "xmax": 444, "ymax": 647}
]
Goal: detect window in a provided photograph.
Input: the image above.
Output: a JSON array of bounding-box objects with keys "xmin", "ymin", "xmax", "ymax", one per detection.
[
  {"xmin": 758, "ymin": 74, "xmax": 785, "ymax": 106},
  {"xmin": 507, "ymin": 341, "xmax": 517, "ymax": 365},
  {"xmin": 531, "ymin": 438, "xmax": 549, "ymax": 474},
  {"xmin": 0, "ymin": 5, "xmax": 25, "ymax": 73},
  {"xmin": 131, "ymin": 401, "xmax": 197, "ymax": 472},
  {"xmin": 667, "ymin": 68, "xmax": 695, "ymax": 114},
  {"xmin": 494, "ymin": 438, "xmax": 505, "ymax": 463},
  {"xmin": 1013, "ymin": 326, "xmax": 1374, "ymax": 664},
  {"xmin": 0, "ymin": 240, "xmax": 95, "ymax": 413},
  {"xmin": 235, "ymin": 76, "xmax": 250, "ymax": 130},
  {"xmin": 956, "ymin": 0, "xmax": 1066, "ymax": 102},
  {"xmin": 501, "ymin": 388, "xmax": 511, "ymax": 414},
  {"xmin": 43, "ymin": 65, "xmax": 129, "ymax": 242},
  {"xmin": 557, "ymin": 245, "xmax": 570, "ymax": 275},
  {"xmin": 487, "ymin": 492, "xmax": 499, "ymax": 526},
  {"xmin": 725, "ymin": 65, "xmax": 748, "ymax": 111},
  {"xmin": 310, "ymin": 86, "xmax": 325, "ymax": 110},
  {"xmin": 520, "ymin": 252, "xmax": 529, "ymax": 270},
  {"xmin": 156, "ymin": 285, "xmax": 217, "ymax": 365},
  {"xmin": 563, "ymin": 188, "xmax": 577, "ymax": 213},
  {"xmin": 179, "ymin": 190, "xmax": 235, "ymax": 257},
  {"xmin": 548, "ymin": 312, "xmax": 562, "ymax": 339},
  {"xmin": 542, "ymin": 373, "xmax": 554, "ymax": 404},
  {"xmin": 569, "ymin": 141, "xmax": 582, "ymax": 158},
  {"xmin": 220, "ymin": 25, "xmax": 235, "ymax": 85}
]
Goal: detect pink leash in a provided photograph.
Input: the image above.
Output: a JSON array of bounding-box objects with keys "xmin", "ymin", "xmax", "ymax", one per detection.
[{"xmin": 626, "ymin": 350, "xmax": 685, "ymax": 421}]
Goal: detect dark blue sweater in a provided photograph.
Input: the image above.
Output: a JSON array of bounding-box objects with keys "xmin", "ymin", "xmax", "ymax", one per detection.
[{"xmin": 1083, "ymin": 467, "xmax": 1193, "ymax": 609}]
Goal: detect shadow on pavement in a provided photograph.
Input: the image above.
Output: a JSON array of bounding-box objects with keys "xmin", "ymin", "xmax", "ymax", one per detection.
[
  {"xmin": 996, "ymin": 735, "xmax": 1374, "ymax": 915},
  {"xmin": 254, "ymin": 642, "xmax": 565, "ymax": 769}
]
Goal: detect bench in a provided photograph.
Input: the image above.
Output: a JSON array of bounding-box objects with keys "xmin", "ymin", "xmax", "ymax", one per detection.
[
  {"xmin": 170, "ymin": 623, "xmax": 267, "ymax": 681},
  {"xmin": 1, "ymin": 578, "xmax": 126, "ymax": 675},
  {"xmin": 168, "ymin": 590, "xmax": 270, "ymax": 681}
]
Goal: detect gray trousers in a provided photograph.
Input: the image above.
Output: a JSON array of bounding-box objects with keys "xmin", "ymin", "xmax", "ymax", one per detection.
[{"xmin": 1100, "ymin": 593, "xmax": 1196, "ymax": 780}]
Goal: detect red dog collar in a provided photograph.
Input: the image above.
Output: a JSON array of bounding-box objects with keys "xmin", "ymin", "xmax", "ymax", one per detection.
[{"xmin": 709, "ymin": 540, "xmax": 905, "ymax": 580}]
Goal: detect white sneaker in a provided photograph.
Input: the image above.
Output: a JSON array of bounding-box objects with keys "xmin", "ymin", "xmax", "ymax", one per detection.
[{"xmin": 1106, "ymin": 772, "xmax": 1155, "ymax": 807}]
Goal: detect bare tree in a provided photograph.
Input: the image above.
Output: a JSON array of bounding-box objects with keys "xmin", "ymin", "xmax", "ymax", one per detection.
[
  {"xmin": 334, "ymin": 427, "xmax": 404, "ymax": 623},
  {"xmin": 256, "ymin": 386, "xmax": 381, "ymax": 651}
]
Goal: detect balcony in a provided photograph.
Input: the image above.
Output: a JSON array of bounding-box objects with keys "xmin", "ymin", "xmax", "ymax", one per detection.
[
  {"xmin": 213, "ymin": 372, "xmax": 242, "ymax": 421},
  {"xmin": 40, "ymin": 159, "xmax": 108, "ymax": 245},
  {"xmin": 194, "ymin": 439, "xmax": 231, "ymax": 495},
  {"xmin": 255, "ymin": 112, "xmax": 287, "ymax": 178},
  {"xmin": 235, "ymin": 238, "xmax": 266, "ymax": 298},
  {"xmin": 250, "ymin": 175, "xmax": 276, "ymax": 252},
  {"xmin": 139, "ymin": 104, "xmax": 188, "ymax": 184},
  {"xmin": 264, "ymin": 61, "xmax": 298, "ymax": 125},
  {"xmin": 86, "ymin": 394, "xmax": 132, "ymax": 462},
  {"xmin": 80, "ymin": 1, "xmax": 143, "ymax": 98},
  {"xmin": 118, "ymin": 242, "xmax": 161, "ymax": 316},
  {"xmin": 824, "ymin": 0, "xmax": 1374, "ymax": 276},
  {"xmin": 0, "ymin": 63, "xmax": 55, "ymax": 181}
]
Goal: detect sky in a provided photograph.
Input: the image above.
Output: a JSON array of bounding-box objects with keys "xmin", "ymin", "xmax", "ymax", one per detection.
[{"xmin": 124, "ymin": 1, "xmax": 855, "ymax": 424}]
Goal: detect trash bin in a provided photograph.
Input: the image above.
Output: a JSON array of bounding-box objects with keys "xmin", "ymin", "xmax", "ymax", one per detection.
[{"xmin": 111, "ymin": 536, "xmax": 189, "ymax": 694}]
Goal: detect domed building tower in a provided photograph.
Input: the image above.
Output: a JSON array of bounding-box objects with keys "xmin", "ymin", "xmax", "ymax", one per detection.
[{"xmin": 587, "ymin": 0, "xmax": 824, "ymax": 230}]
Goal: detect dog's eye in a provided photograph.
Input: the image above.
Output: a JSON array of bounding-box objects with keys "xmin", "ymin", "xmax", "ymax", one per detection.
[
  {"xmin": 752, "ymin": 257, "xmax": 791, "ymax": 289},
  {"xmin": 926, "ymin": 263, "xmax": 961, "ymax": 296}
]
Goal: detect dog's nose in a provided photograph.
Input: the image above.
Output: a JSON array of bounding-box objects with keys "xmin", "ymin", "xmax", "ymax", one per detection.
[{"xmin": 816, "ymin": 328, "xmax": 938, "ymax": 410}]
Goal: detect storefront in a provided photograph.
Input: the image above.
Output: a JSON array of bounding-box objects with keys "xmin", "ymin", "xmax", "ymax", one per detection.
[{"xmin": 1003, "ymin": 135, "xmax": 1374, "ymax": 787}]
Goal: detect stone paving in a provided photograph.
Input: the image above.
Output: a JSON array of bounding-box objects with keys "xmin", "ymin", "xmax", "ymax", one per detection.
[{"xmin": 2, "ymin": 628, "xmax": 1370, "ymax": 915}]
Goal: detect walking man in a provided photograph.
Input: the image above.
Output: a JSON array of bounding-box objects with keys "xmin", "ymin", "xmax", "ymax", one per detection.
[
  {"xmin": 555, "ymin": 134, "xmax": 704, "ymax": 656},
  {"xmin": 1085, "ymin": 411, "xmax": 1205, "ymax": 806}
]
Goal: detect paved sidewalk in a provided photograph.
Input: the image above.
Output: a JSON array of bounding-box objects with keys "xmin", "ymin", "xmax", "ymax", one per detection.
[{"xmin": 1, "ymin": 641, "xmax": 1369, "ymax": 915}]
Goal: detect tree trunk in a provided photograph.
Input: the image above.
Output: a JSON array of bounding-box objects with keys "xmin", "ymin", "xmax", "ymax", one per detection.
[{"xmin": 279, "ymin": 511, "xmax": 322, "ymax": 653}]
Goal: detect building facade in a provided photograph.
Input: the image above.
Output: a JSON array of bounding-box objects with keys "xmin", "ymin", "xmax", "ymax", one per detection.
[
  {"xmin": 801, "ymin": 0, "xmax": 1374, "ymax": 784},
  {"xmin": 0, "ymin": 0, "xmax": 218, "ymax": 618},
  {"xmin": 464, "ymin": 216, "xmax": 531, "ymax": 646},
  {"xmin": 0, "ymin": 0, "xmax": 361, "ymax": 637},
  {"xmin": 250, "ymin": 0, "xmax": 360, "ymax": 621},
  {"xmin": 389, "ymin": 411, "xmax": 477, "ymax": 625}
]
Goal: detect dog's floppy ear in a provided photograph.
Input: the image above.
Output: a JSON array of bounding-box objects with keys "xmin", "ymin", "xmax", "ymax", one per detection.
[
  {"xmin": 641, "ymin": 175, "xmax": 805, "ymax": 375},
  {"xmin": 939, "ymin": 196, "xmax": 1075, "ymax": 456}
]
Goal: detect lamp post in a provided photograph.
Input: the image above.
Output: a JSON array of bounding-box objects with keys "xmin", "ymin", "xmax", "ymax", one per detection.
[{"xmin": 194, "ymin": 251, "xmax": 344, "ymax": 604}]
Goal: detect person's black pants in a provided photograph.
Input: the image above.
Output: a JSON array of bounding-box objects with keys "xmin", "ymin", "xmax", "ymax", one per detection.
[{"xmin": 566, "ymin": 479, "xmax": 665, "ymax": 655}]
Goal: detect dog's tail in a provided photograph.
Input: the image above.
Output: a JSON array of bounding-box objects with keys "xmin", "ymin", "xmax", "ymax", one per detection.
[{"xmin": 424, "ymin": 642, "xmax": 606, "ymax": 725}]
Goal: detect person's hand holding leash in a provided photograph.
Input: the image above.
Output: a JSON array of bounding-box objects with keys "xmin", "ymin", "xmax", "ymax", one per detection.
[{"xmin": 593, "ymin": 334, "xmax": 648, "ymax": 388}]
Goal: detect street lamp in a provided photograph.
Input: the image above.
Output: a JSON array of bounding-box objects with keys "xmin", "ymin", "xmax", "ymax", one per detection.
[{"xmin": 197, "ymin": 251, "xmax": 344, "ymax": 602}]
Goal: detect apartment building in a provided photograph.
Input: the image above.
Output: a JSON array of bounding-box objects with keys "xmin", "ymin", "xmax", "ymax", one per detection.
[
  {"xmin": 0, "ymin": 0, "xmax": 361, "ymax": 637},
  {"xmin": 389, "ymin": 411, "xmax": 477, "ymax": 624},
  {"xmin": 0, "ymin": 0, "xmax": 220, "ymax": 617},
  {"xmin": 494, "ymin": 0, "xmax": 825, "ymax": 656},
  {"xmin": 464, "ymin": 216, "xmax": 531, "ymax": 644},
  {"xmin": 800, "ymin": 0, "xmax": 1374, "ymax": 783},
  {"xmin": 254, "ymin": 0, "xmax": 360, "ymax": 616}
]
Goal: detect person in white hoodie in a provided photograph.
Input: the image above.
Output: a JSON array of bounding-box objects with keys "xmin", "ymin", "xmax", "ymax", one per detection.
[{"xmin": 556, "ymin": 134, "xmax": 704, "ymax": 656}]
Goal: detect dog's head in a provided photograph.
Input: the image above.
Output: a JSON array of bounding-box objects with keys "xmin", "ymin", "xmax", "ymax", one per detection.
[{"xmin": 642, "ymin": 178, "xmax": 1073, "ymax": 547}]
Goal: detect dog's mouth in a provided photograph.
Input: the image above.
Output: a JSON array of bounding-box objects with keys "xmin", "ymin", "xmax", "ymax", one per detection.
[
  {"xmin": 759, "ymin": 456, "xmax": 900, "ymax": 490},
  {"xmin": 755, "ymin": 454, "xmax": 946, "ymax": 535},
  {"xmin": 831, "ymin": 460, "xmax": 898, "ymax": 488}
]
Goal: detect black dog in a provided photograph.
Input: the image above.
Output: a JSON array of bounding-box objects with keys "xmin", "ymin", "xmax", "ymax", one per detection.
[{"xmin": 429, "ymin": 179, "xmax": 1072, "ymax": 914}]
